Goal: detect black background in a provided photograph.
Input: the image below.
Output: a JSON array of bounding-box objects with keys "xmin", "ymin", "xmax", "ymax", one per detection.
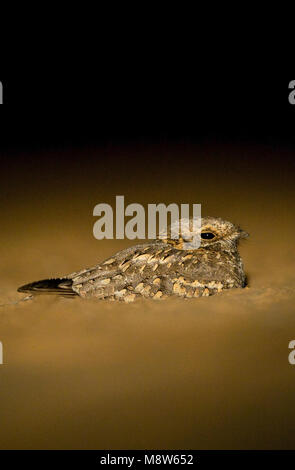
[{"xmin": 0, "ymin": 70, "xmax": 294, "ymax": 151}]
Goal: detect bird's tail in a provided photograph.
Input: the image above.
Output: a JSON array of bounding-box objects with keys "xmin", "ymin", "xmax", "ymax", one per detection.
[{"xmin": 17, "ymin": 278, "xmax": 77, "ymax": 297}]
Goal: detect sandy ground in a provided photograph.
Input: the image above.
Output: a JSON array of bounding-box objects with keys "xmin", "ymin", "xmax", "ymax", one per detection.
[{"xmin": 0, "ymin": 142, "xmax": 295, "ymax": 449}]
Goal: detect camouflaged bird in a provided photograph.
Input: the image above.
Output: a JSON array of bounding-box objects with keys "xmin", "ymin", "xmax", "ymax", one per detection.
[{"xmin": 18, "ymin": 217, "xmax": 248, "ymax": 301}]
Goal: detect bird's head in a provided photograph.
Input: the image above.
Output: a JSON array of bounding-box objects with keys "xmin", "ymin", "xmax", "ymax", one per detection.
[{"xmin": 158, "ymin": 216, "xmax": 249, "ymax": 251}]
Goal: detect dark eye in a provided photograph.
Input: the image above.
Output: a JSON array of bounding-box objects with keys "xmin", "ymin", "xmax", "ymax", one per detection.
[{"xmin": 201, "ymin": 232, "xmax": 215, "ymax": 240}]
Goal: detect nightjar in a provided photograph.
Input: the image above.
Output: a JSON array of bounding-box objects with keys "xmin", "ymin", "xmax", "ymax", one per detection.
[{"xmin": 18, "ymin": 217, "xmax": 249, "ymax": 301}]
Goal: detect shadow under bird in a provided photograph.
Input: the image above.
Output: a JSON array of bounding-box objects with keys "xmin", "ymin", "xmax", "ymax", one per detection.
[{"xmin": 18, "ymin": 217, "xmax": 249, "ymax": 302}]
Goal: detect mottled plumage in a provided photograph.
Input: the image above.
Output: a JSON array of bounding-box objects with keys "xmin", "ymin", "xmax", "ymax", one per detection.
[{"xmin": 18, "ymin": 217, "xmax": 248, "ymax": 301}]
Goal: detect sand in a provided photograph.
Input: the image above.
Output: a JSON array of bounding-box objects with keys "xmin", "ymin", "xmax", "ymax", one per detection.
[{"xmin": 0, "ymin": 142, "xmax": 295, "ymax": 449}]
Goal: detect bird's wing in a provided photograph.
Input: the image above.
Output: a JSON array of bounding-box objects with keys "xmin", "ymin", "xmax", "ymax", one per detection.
[
  {"xmin": 68, "ymin": 242, "xmax": 169, "ymax": 298},
  {"xmin": 69, "ymin": 243, "xmax": 231, "ymax": 299}
]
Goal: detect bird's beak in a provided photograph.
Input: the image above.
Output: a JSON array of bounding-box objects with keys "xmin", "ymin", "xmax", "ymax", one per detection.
[{"xmin": 239, "ymin": 230, "xmax": 249, "ymax": 239}]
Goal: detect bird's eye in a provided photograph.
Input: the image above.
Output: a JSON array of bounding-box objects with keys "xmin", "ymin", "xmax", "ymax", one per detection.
[{"xmin": 201, "ymin": 232, "xmax": 215, "ymax": 240}]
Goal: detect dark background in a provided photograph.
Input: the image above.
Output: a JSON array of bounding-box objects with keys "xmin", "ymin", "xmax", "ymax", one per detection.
[{"xmin": 0, "ymin": 72, "xmax": 295, "ymax": 151}]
